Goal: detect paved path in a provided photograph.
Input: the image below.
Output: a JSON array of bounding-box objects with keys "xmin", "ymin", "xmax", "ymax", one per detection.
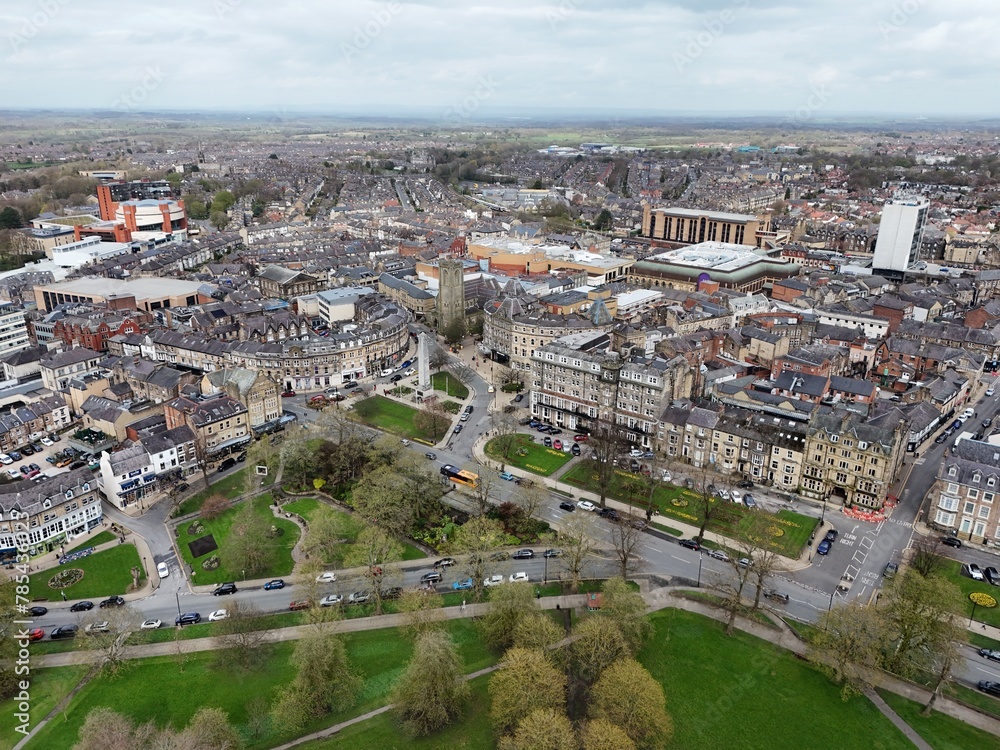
[{"xmin": 865, "ymin": 688, "xmax": 934, "ymax": 750}]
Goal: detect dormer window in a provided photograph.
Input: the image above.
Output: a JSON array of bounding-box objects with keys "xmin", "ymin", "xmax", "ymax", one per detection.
[
  {"xmin": 948, "ymin": 466, "xmax": 957, "ymax": 477},
  {"xmin": 82, "ymin": 483, "xmax": 90, "ymax": 492},
  {"xmin": 973, "ymin": 472, "xmax": 982, "ymax": 484},
  {"xmin": 65, "ymin": 490, "xmax": 73, "ymax": 499},
  {"xmin": 42, "ymin": 499, "xmax": 51, "ymax": 510}
]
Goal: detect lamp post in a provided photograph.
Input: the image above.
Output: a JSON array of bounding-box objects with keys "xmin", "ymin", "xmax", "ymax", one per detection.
[
  {"xmin": 175, "ymin": 591, "xmax": 181, "ymax": 617},
  {"xmin": 828, "ymin": 589, "xmax": 835, "ymax": 614},
  {"xmin": 544, "ymin": 554, "xmax": 548, "ymax": 585},
  {"xmin": 697, "ymin": 550, "xmax": 704, "ymax": 588}
]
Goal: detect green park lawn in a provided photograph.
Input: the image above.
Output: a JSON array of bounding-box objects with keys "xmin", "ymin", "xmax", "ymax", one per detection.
[
  {"xmin": 485, "ymin": 434, "xmax": 573, "ymax": 477},
  {"xmin": 28, "ymin": 543, "xmax": 146, "ymax": 601},
  {"xmin": 639, "ymin": 609, "xmax": 913, "ymax": 749},
  {"xmin": 878, "ymin": 690, "xmax": 999, "ymax": 750},
  {"xmin": 431, "ymin": 371, "xmax": 469, "ymax": 399},
  {"xmin": 176, "ymin": 493, "xmax": 300, "ymax": 585},
  {"xmin": 0, "ymin": 665, "xmax": 90, "ymax": 750},
  {"xmin": 26, "ymin": 619, "xmax": 495, "ymax": 750},
  {"xmin": 560, "ymin": 462, "xmax": 816, "ymax": 558},
  {"xmin": 65, "ymin": 530, "xmax": 116, "ymax": 553},
  {"xmin": 178, "ymin": 466, "xmax": 276, "ymax": 516},
  {"xmin": 941, "ymin": 560, "xmax": 1000, "ymax": 628},
  {"xmin": 948, "ymin": 682, "xmax": 1000, "ymax": 721},
  {"xmin": 351, "ymin": 396, "xmax": 439, "ymax": 443}
]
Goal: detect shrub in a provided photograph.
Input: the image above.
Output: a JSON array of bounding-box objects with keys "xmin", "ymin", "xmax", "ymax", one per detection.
[{"xmin": 200, "ymin": 495, "xmax": 230, "ymax": 521}]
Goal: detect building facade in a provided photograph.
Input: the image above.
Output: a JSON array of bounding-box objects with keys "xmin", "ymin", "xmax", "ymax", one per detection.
[
  {"xmin": 0, "ymin": 468, "xmax": 102, "ymax": 558},
  {"xmin": 933, "ymin": 439, "xmax": 1000, "ymax": 543}
]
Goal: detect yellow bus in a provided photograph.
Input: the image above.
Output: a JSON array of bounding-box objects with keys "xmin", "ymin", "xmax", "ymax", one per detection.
[{"xmin": 440, "ymin": 464, "xmax": 479, "ymax": 489}]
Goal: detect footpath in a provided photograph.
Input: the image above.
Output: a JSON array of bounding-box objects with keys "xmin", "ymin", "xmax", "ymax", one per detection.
[{"xmin": 21, "ymin": 586, "xmax": 1000, "ymax": 750}]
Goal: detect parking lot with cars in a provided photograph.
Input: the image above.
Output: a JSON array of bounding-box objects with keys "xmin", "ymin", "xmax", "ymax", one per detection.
[{"xmin": 0, "ymin": 431, "xmax": 91, "ymax": 486}]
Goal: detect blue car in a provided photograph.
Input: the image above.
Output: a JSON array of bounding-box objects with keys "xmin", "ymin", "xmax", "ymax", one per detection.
[
  {"xmin": 817, "ymin": 539, "xmax": 831, "ymax": 556},
  {"xmin": 498, "ymin": 471, "xmax": 515, "ymax": 481},
  {"xmin": 452, "ymin": 578, "xmax": 474, "ymax": 591},
  {"xmin": 263, "ymin": 579, "xmax": 286, "ymax": 590}
]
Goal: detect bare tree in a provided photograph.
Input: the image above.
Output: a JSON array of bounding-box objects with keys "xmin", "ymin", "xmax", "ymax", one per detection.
[
  {"xmin": 586, "ymin": 420, "xmax": 626, "ymax": 509},
  {"xmin": 491, "ymin": 410, "xmax": 521, "ymax": 472},
  {"xmin": 190, "ymin": 430, "xmax": 213, "ymax": 490},
  {"xmin": 216, "ymin": 600, "xmax": 270, "ymax": 669},
  {"xmin": 470, "ymin": 471, "xmax": 498, "ymax": 517},
  {"xmin": 344, "ymin": 526, "xmax": 403, "ymax": 616},
  {"xmin": 560, "ymin": 512, "xmax": 598, "ymax": 592},
  {"xmin": 414, "ymin": 400, "xmax": 451, "ymax": 442},
  {"xmin": 716, "ymin": 554, "xmax": 756, "ymax": 637},
  {"xmin": 609, "ymin": 512, "xmax": 644, "ymax": 580},
  {"xmin": 511, "ymin": 481, "xmax": 546, "ymax": 520},
  {"xmin": 690, "ymin": 464, "xmax": 727, "ymax": 543},
  {"xmin": 451, "ymin": 516, "xmax": 506, "ymax": 602},
  {"xmin": 909, "ymin": 536, "xmax": 947, "ymax": 579},
  {"xmin": 82, "ymin": 606, "xmax": 143, "ymax": 674}
]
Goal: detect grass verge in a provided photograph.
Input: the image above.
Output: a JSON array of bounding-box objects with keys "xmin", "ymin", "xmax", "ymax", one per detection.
[
  {"xmin": 66, "ymin": 531, "xmax": 115, "ymax": 553},
  {"xmin": 350, "ymin": 396, "xmax": 437, "ymax": 443},
  {"xmin": 0, "ymin": 665, "xmax": 90, "ymax": 750},
  {"xmin": 878, "ymin": 689, "xmax": 1000, "ymax": 750},
  {"xmin": 431, "ymin": 371, "xmax": 469, "ymax": 399},
  {"xmin": 28, "ymin": 544, "xmax": 146, "ymax": 601},
  {"xmin": 941, "ymin": 560, "xmax": 1000, "ymax": 628},
  {"xmin": 178, "ymin": 466, "xmax": 275, "ymax": 516},
  {"xmin": 484, "ymin": 434, "xmax": 572, "ymax": 477}
]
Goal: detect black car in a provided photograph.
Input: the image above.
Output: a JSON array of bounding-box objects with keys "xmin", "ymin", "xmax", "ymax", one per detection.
[
  {"xmin": 390, "ymin": 374, "xmax": 402, "ymax": 383},
  {"xmin": 514, "ymin": 394, "xmax": 524, "ymax": 403},
  {"xmin": 27, "ymin": 605, "xmax": 47, "ymax": 617},
  {"xmin": 934, "ymin": 434, "xmax": 947, "ymax": 444},
  {"xmin": 453, "ymin": 424, "xmax": 463, "ymax": 435},
  {"xmin": 70, "ymin": 600, "xmax": 94, "ymax": 612},
  {"xmin": 175, "ymin": 612, "xmax": 201, "ymax": 626},
  {"xmin": 512, "ymin": 549, "xmax": 534, "ymax": 560},
  {"xmin": 678, "ymin": 539, "xmax": 701, "ymax": 551},
  {"xmin": 99, "ymin": 596, "xmax": 125, "ymax": 608},
  {"xmin": 217, "ymin": 457, "xmax": 236, "ymax": 473},
  {"xmin": 558, "ymin": 501, "xmax": 575, "ymax": 512},
  {"xmin": 50, "ymin": 625, "xmax": 78, "ymax": 640},
  {"xmin": 736, "ymin": 479, "xmax": 754, "ymax": 489},
  {"xmin": 433, "ymin": 557, "xmax": 456, "ymax": 568},
  {"xmin": 549, "ymin": 428, "xmax": 563, "ymax": 436},
  {"xmin": 420, "ymin": 571, "xmax": 442, "ymax": 585},
  {"xmin": 543, "ymin": 548, "xmax": 563, "ymax": 558},
  {"xmin": 571, "ymin": 444, "xmax": 581, "ymax": 456},
  {"xmin": 236, "ymin": 452, "xmax": 247, "ymax": 463},
  {"xmin": 213, "ymin": 582, "xmax": 238, "ymax": 596},
  {"xmin": 979, "ymin": 648, "xmax": 1000, "ymax": 663},
  {"xmin": 986, "ymin": 567, "xmax": 1000, "ymax": 586},
  {"xmin": 379, "ymin": 586, "xmax": 403, "ymax": 600},
  {"xmin": 979, "ymin": 681, "xmax": 1000, "ymax": 698},
  {"xmin": 940, "ymin": 536, "xmax": 962, "ymax": 549},
  {"xmin": 176, "ymin": 482, "xmax": 190, "ymax": 493},
  {"xmin": 824, "ymin": 529, "xmax": 838, "ymax": 543},
  {"xmin": 20, "ymin": 445, "xmax": 33, "ymax": 456},
  {"xmin": 598, "ymin": 508, "xmax": 619, "ymax": 521}
]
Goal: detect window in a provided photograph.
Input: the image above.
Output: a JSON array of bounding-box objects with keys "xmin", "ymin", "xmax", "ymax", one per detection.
[
  {"xmin": 985, "ymin": 492, "xmax": 995, "ymax": 503},
  {"xmin": 947, "ymin": 483, "xmax": 959, "ymax": 494},
  {"xmin": 948, "ymin": 466, "xmax": 957, "ymax": 477},
  {"xmin": 964, "ymin": 501, "xmax": 976, "ymax": 515},
  {"xmin": 968, "ymin": 489, "xmax": 980, "ymax": 500},
  {"xmin": 979, "ymin": 506, "xmax": 991, "ymax": 520},
  {"xmin": 830, "ymin": 435, "xmax": 839, "ymax": 443}
]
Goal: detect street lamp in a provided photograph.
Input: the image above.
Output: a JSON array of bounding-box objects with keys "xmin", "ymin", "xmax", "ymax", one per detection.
[
  {"xmin": 175, "ymin": 591, "xmax": 181, "ymax": 617},
  {"xmin": 697, "ymin": 550, "xmax": 704, "ymax": 588},
  {"xmin": 543, "ymin": 554, "xmax": 548, "ymax": 585}
]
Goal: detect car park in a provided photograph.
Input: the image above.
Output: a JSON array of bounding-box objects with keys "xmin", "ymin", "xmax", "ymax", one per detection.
[
  {"xmin": 483, "ymin": 574, "xmax": 504, "ymax": 587},
  {"xmin": 708, "ymin": 549, "xmax": 729, "ymax": 562},
  {"xmin": 99, "ymin": 596, "xmax": 125, "ymax": 608},
  {"xmin": 140, "ymin": 619, "xmax": 162, "ymax": 630},
  {"xmin": 558, "ymin": 501, "xmax": 575, "ymax": 512},
  {"xmin": 70, "ymin": 601, "xmax": 94, "ymax": 612},
  {"xmin": 9, "ymin": 451, "xmax": 21, "ymax": 461},
  {"xmin": 940, "ymin": 536, "xmax": 962, "ymax": 548},
  {"xmin": 348, "ymin": 591, "xmax": 371, "ymax": 605},
  {"xmin": 213, "ymin": 582, "xmax": 238, "ymax": 595},
  {"xmin": 420, "ymin": 571, "xmax": 442, "ymax": 585},
  {"xmin": 499, "ymin": 471, "xmax": 515, "ymax": 481},
  {"xmin": 19, "ymin": 445, "xmax": 33, "ymax": 456},
  {"xmin": 512, "ymin": 548, "xmax": 534, "ymax": 560},
  {"xmin": 288, "ymin": 600, "xmax": 312, "ymax": 611},
  {"xmin": 678, "ymin": 539, "xmax": 701, "ymax": 551},
  {"xmin": 263, "ymin": 579, "xmax": 285, "ymax": 590},
  {"xmin": 817, "ymin": 539, "xmax": 831, "ymax": 555},
  {"xmin": 452, "ymin": 578, "xmax": 474, "ymax": 591},
  {"xmin": 509, "ymin": 572, "xmax": 529, "ymax": 583},
  {"xmin": 576, "ymin": 500, "xmax": 597, "ymax": 512},
  {"xmin": 51, "ymin": 625, "xmax": 78, "ymax": 640},
  {"xmin": 208, "ymin": 609, "xmax": 229, "ymax": 622},
  {"xmin": 175, "ymin": 613, "xmax": 201, "ymax": 626},
  {"xmin": 40, "ymin": 437, "xmax": 53, "ymax": 447}
]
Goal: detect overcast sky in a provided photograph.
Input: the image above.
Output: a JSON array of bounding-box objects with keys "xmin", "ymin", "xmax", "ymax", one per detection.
[{"xmin": 3, "ymin": 0, "xmax": 996, "ymax": 120}]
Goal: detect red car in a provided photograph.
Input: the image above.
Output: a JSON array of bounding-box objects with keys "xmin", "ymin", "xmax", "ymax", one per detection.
[
  {"xmin": 281, "ymin": 390, "xmax": 296, "ymax": 398},
  {"xmin": 28, "ymin": 628, "xmax": 44, "ymax": 642},
  {"xmin": 553, "ymin": 440, "xmax": 563, "ymax": 450},
  {"xmin": 573, "ymin": 434, "xmax": 589, "ymax": 442},
  {"xmin": 288, "ymin": 599, "xmax": 312, "ymax": 611}
]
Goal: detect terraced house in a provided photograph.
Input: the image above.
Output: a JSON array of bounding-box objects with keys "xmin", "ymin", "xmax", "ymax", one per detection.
[
  {"xmin": 0, "ymin": 395, "xmax": 72, "ymax": 454},
  {"xmin": 0, "ymin": 468, "xmax": 102, "ymax": 558},
  {"xmin": 933, "ymin": 439, "xmax": 1000, "ymax": 544}
]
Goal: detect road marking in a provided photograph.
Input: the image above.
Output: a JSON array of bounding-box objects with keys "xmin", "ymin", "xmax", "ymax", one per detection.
[
  {"xmin": 669, "ymin": 555, "xmax": 692, "ymax": 565},
  {"xmin": 859, "ymin": 538, "xmax": 874, "ymax": 550}
]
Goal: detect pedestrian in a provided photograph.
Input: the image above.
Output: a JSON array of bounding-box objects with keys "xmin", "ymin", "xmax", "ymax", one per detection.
[{"xmin": 61, "ymin": 591, "xmax": 67, "ymax": 601}]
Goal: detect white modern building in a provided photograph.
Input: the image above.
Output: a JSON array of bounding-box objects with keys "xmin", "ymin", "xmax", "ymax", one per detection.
[
  {"xmin": 873, "ymin": 198, "xmax": 929, "ymax": 274},
  {"xmin": 99, "ymin": 443, "xmax": 158, "ymax": 510},
  {"xmin": 49, "ymin": 236, "xmax": 130, "ymax": 269},
  {"xmin": 0, "ymin": 303, "xmax": 30, "ymax": 356}
]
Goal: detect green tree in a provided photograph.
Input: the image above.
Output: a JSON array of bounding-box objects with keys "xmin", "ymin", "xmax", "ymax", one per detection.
[
  {"xmin": 301, "ymin": 505, "xmax": 362, "ymax": 564},
  {"xmin": 478, "ymin": 581, "xmax": 536, "ymax": 652},
  {"xmin": 0, "ymin": 207, "xmax": 23, "ymax": 229},
  {"xmin": 392, "ymin": 630, "xmax": 470, "ymax": 736},
  {"xmin": 593, "ymin": 208, "xmax": 614, "ymax": 231},
  {"xmin": 452, "ymin": 516, "xmax": 506, "ymax": 602},
  {"xmin": 590, "ymin": 659, "xmax": 673, "ymax": 750},
  {"xmin": 499, "ymin": 708, "xmax": 576, "ymax": 750},
  {"xmin": 221, "ymin": 501, "xmax": 274, "ymax": 577},
  {"xmin": 880, "ymin": 570, "xmax": 963, "ymax": 677},
  {"xmin": 210, "ymin": 210, "xmax": 230, "ymax": 231},
  {"xmin": 599, "ymin": 578, "xmax": 652, "ymax": 653},
  {"xmin": 186, "ymin": 197, "xmax": 209, "ymax": 220},
  {"xmin": 181, "ymin": 707, "xmax": 244, "ymax": 749},
  {"xmin": 489, "ymin": 647, "xmax": 567, "ymax": 736},
  {"xmin": 441, "ymin": 317, "xmax": 466, "ymax": 345},
  {"xmin": 349, "ymin": 464, "xmax": 415, "ymax": 539},
  {"xmin": 344, "ymin": 526, "xmax": 402, "ymax": 615},
  {"xmin": 272, "ymin": 631, "xmax": 361, "ymax": 732},
  {"xmin": 211, "ymin": 189, "xmax": 236, "ymax": 213},
  {"xmin": 513, "ymin": 610, "xmax": 565, "ymax": 653},
  {"xmin": 812, "ymin": 601, "xmax": 887, "ymax": 699},
  {"xmin": 571, "ymin": 616, "xmax": 629, "ymax": 687},
  {"xmin": 581, "ymin": 718, "xmax": 637, "ymax": 750}
]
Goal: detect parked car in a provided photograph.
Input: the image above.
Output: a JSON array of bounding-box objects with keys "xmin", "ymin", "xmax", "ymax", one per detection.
[
  {"xmin": 348, "ymin": 591, "xmax": 371, "ymax": 605},
  {"xmin": 736, "ymin": 479, "xmax": 754, "ymax": 489},
  {"xmin": 715, "ymin": 488, "xmax": 731, "ymax": 501},
  {"xmin": 543, "ymin": 548, "xmax": 563, "ymax": 558},
  {"xmin": 175, "ymin": 613, "xmax": 201, "ymax": 626},
  {"xmin": 320, "ymin": 594, "xmax": 344, "ymax": 607},
  {"xmin": 883, "ymin": 562, "xmax": 899, "ymax": 578},
  {"xmin": 452, "ymin": 578, "xmax": 474, "ymax": 591},
  {"xmin": 558, "ymin": 501, "xmax": 575, "ymax": 512},
  {"xmin": 28, "ymin": 605, "xmax": 48, "ymax": 617},
  {"xmin": 514, "ymin": 477, "xmax": 535, "ymax": 487},
  {"xmin": 99, "ymin": 596, "xmax": 125, "ymax": 608},
  {"xmin": 140, "ymin": 619, "xmax": 161, "ymax": 630},
  {"xmin": 743, "ymin": 495, "xmax": 757, "ymax": 509},
  {"xmin": 217, "ymin": 457, "xmax": 237, "ymax": 473},
  {"xmin": 543, "ymin": 437, "xmax": 552, "ymax": 447},
  {"xmin": 288, "ymin": 600, "xmax": 312, "ymax": 611},
  {"xmin": 434, "ymin": 558, "xmax": 456, "ymax": 568},
  {"xmin": 576, "ymin": 500, "xmax": 597, "ymax": 512},
  {"xmin": 737, "ymin": 557, "xmax": 752, "ymax": 568},
  {"xmin": 453, "ymin": 424, "xmax": 463, "ymax": 435},
  {"xmin": 553, "ymin": 440, "xmax": 563, "ymax": 450},
  {"xmin": 263, "ymin": 579, "xmax": 285, "ymax": 590},
  {"xmin": 380, "ymin": 586, "xmax": 403, "ymax": 600},
  {"xmin": 498, "ymin": 471, "xmax": 515, "ymax": 481},
  {"xmin": 940, "ymin": 536, "xmax": 962, "ymax": 548},
  {"xmin": 817, "ymin": 539, "xmax": 831, "ymax": 555},
  {"xmin": 9, "ymin": 451, "xmax": 21, "ymax": 461},
  {"xmin": 28, "ymin": 628, "xmax": 44, "ymax": 642},
  {"xmin": 213, "ymin": 582, "xmax": 238, "ymax": 596},
  {"xmin": 708, "ymin": 549, "xmax": 729, "ymax": 562},
  {"xmin": 425, "ymin": 451, "xmax": 437, "ymax": 460},
  {"xmin": 281, "ymin": 390, "xmax": 296, "ymax": 397},
  {"xmin": 40, "ymin": 438, "xmax": 53, "ymax": 447},
  {"xmin": 678, "ymin": 539, "xmax": 701, "ymax": 551},
  {"xmin": 598, "ymin": 508, "xmax": 619, "ymax": 521},
  {"xmin": 420, "ymin": 571, "xmax": 443, "ymax": 585},
  {"xmin": 509, "ymin": 572, "xmax": 529, "ymax": 583},
  {"xmin": 513, "ymin": 394, "xmax": 524, "ymax": 402},
  {"xmin": 825, "ymin": 529, "xmax": 839, "ymax": 543},
  {"xmin": 986, "ymin": 567, "xmax": 1000, "ymax": 586},
  {"xmin": 573, "ymin": 434, "xmax": 589, "ymax": 442},
  {"xmin": 629, "ymin": 449, "xmax": 644, "ymax": 458},
  {"xmin": 20, "ymin": 445, "xmax": 33, "ymax": 456},
  {"xmin": 980, "ymin": 649, "xmax": 1000, "ymax": 663},
  {"xmin": 483, "ymin": 574, "xmax": 504, "ymax": 587},
  {"xmin": 979, "ymin": 681, "xmax": 1000, "ymax": 697},
  {"xmin": 208, "ymin": 609, "xmax": 229, "ymax": 622},
  {"xmin": 512, "ymin": 548, "xmax": 534, "ymax": 560},
  {"xmin": 70, "ymin": 601, "xmax": 94, "ymax": 612},
  {"xmin": 966, "ymin": 563, "xmax": 985, "ymax": 581},
  {"xmin": 50, "ymin": 625, "xmax": 78, "ymax": 640},
  {"xmin": 763, "ymin": 589, "xmax": 790, "ymax": 604},
  {"xmin": 315, "ymin": 572, "xmax": 337, "ymax": 583},
  {"xmin": 987, "ymin": 387, "xmax": 996, "ymax": 397}
]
